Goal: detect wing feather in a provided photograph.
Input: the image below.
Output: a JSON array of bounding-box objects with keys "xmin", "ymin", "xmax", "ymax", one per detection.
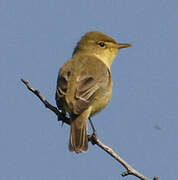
[{"xmin": 56, "ymin": 56, "xmax": 110, "ymax": 115}]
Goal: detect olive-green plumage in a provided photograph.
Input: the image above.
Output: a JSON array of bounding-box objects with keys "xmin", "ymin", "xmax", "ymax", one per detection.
[{"xmin": 56, "ymin": 31, "xmax": 131, "ymax": 153}]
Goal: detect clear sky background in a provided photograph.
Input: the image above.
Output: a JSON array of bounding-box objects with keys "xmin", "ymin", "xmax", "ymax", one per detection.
[{"xmin": 0, "ymin": 0, "xmax": 178, "ymax": 180}]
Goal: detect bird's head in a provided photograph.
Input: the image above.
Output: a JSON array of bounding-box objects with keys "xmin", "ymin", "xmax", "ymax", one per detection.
[{"xmin": 73, "ymin": 31, "xmax": 132, "ymax": 68}]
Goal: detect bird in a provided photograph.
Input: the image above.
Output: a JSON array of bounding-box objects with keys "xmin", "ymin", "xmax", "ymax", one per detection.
[{"xmin": 55, "ymin": 31, "xmax": 131, "ymax": 153}]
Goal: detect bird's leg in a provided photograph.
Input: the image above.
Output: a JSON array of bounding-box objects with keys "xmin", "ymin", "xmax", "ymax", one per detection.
[
  {"xmin": 60, "ymin": 112, "xmax": 65, "ymax": 127},
  {"xmin": 88, "ymin": 117, "xmax": 98, "ymax": 145},
  {"xmin": 89, "ymin": 117, "xmax": 97, "ymax": 135},
  {"xmin": 58, "ymin": 110, "xmax": 67, "ymax": 127}
]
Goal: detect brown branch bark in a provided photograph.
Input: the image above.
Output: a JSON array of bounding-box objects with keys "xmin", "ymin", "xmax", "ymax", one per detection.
[
  {"xmin": 21, "ymin": 78, "xmax": 158, "ymax": 180},
  {"xmin": 21, "ymin": 78, "xmax": 70, "ymax": 125}
]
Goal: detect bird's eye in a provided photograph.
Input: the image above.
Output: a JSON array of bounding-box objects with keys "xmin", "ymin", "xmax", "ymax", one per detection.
[{"xmin": 98, "ymin": 42, "xmax": 105, "ymax": 47}]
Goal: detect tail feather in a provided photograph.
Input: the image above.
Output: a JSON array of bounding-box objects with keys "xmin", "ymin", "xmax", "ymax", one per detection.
[{"xmin": 69, "ymin": 109, "xmax": 90, "ymax": 153}]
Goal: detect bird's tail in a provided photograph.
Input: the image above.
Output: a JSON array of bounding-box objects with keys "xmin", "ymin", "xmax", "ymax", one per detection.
[{"xmin": 69, "ymin": 110, "xmax": 90, "ymax": 153}]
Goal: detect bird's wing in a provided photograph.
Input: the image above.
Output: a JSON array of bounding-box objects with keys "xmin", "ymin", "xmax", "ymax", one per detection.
[
  {"xmin": 55, "ymin": 60, "xmax": 72, "ymax": 111},
  {"xmin": 56, "ymin": 56, "xmax": 111, "ymax": 114}
]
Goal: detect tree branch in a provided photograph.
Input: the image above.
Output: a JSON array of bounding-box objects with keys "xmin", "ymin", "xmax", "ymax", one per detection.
[
  {"xmin": 21, "ymin": 78, "xmax": 158, "ymax": 180},
  {"xmin": 21, "ymin": 78, "xmax": 70, "ymax": 125}
]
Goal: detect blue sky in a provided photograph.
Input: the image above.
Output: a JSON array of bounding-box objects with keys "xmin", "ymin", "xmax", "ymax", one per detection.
[{"xmin": 0, "ymin": 0, "xmax": 178, "ymax": 180}]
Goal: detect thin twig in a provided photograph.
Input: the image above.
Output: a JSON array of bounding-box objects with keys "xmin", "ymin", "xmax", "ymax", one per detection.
[
  {"xmin": 21, "ymin": 78, "xmax": 70, "ymax": 125},
  {"xmin": 21, "ymin": 78, "xmax": 158, "ymax": 180},
  {"xmin": 89, "ymin": 134, "xmax": 153, "ymax": 180}
]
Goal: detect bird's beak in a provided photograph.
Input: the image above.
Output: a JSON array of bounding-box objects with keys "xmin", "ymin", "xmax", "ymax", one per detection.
[{"xmin": 117, "ymin": 43, "xmax": 132, "ymax": 49}]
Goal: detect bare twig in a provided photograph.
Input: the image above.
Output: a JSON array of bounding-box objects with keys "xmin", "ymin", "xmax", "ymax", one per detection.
[
  {"xmin": 89, "ymin": 134, "xmax": 155, "ymax": 180},
  {"xmin": 21, "ymin": 78, "xmax": 70, "ymax": 125},
  {"xmin": 21, "ymin": 78, "xmax": 158, "ymax": 180}
]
